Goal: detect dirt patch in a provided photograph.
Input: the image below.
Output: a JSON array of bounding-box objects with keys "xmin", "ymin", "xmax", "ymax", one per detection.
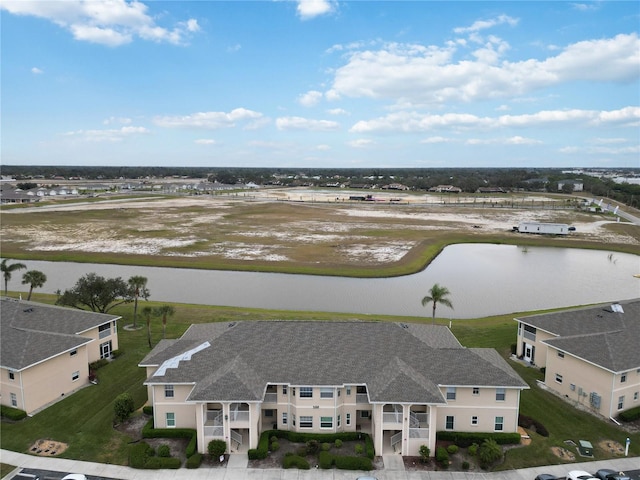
[
  {"xmin": 29, "ymin": 439, "xmax": 68, "ymax": 456},
  {"xmin": 551, "ymin": 446, "xmax": 576, "ymax": 461},
  {"xmin": 598, "ymin": 439, "xmax": 625, "ymax": 456}
]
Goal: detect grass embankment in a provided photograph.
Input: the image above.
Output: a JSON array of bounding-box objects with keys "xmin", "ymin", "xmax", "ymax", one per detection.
[{"xmin": 2, "ymin": 293, "xmax": 639, "ymax": 468}]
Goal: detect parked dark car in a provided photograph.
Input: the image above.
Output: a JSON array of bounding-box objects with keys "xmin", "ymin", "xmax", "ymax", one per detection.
[
  {"xmin": 595, "ymin": 469, "xmax": 631, "ymax": 480},
  {"xmin": 535, "ymin": 475, "xmax": 560, "ymax": 480}
]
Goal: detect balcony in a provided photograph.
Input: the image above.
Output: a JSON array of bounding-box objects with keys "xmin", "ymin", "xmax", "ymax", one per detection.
[
  {"xmin": 98, "ymin": 327, "xmax": 112, "ymax": 339},
  {"xmin": 356, "ymin": 393, "xmax": 369, "ymax": 404},
  {"xmin": 204, "ymin": 409, "xmax": 223, "ymax": 437},
  {"xmin": 263, "ymin": 392, "xmax": 277, "ymax": 404},
  {"xmin": 409, "ymin": 428, "xmax": 429, "ymax": 439},
  {"xmin": 383, "ymin": 411, "xmax": 402, "ymax": 425}
]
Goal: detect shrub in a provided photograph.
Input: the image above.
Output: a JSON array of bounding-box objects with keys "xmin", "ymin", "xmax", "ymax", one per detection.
[
  {"xmin": 270, "ymin": 441, "xmax": 280, "ymax": 452},
  {"xmin": 436, "ymin": 431, "xmax": 521, "ymax": 447},
  {"xmin": 111, "ymin": 349, "xmax": 122, "ymax": 358},
  {"xmin": 364, "ymin": 434, "xmax": 375, "ymax": 459},
  {"xmin": 157, "ymin": 445, "xmax": 170, "ymax": 458},
  {"xmin": 518, "ymin": 414, "xmax": 549, "ymax": 437},
  {"xmin": 462, "ymin": 461, "xmax": 470, "ymax": 470},
  {"xmin": 478, "ymin": 438, "xmax": 502, "ymax": 467},
  {"xmin": 334, "ymin": 456, "xmax": 373, "ymax": 470},
  {"xmin": 620, "ymin": 406, "xmax": 640, "ymax": 422},
  {"xmin": 208, "ymin": 439, "xmax": 226, "ymax": 457},
  {"xmin": 186, "ymin": 453, "xmax": 202, "ymax": 469},
  {"xmin": 282, "ymin": 455, "xmax": 310, "ymax": 469},
  {"xmin": 447, "ymin": 444, "xmax": 458, "ymax": 455},
  {"xmin": 270, "ymin": 436, "xmax": 278, "ymax": 443},
  {"xmin": 186, "ymin": 434, "xmax": 197, "ymax": 458},
  {"xmin": 435, "ymin": 447, "xmax": 449, "ymax": 467},
  {"xmin": 321, "ymin": 442, "xmax": 331, "ymax": 451},
  {"xmin": 89, "ymin": 358, "xmax": 109, "ymax": 371},
  {"xmin": 468, "ymin": 443, "xmax": 479, "ymax": 456},
  {"xmin": 354, "ymin": 444, "xmax": 364, "ymax": 455},
  {"xmin": 318, "ymin": 450, "xmax": 334, "ymax": 469},
  {"xmin": 334, "ymin": 438, "xmax": 343, "ymax": 448},
  {"xmin": 113, "ymin": 393, "xmax": 135, "ymax": 423},
  {"xmin": 0, "ymin": 405, "xmax": 27, "ymax": 421},
  {"xmin": 306, "ymin": 439, "xmax": 319, "ymax": 455},
  {"xmin": 128, "ymin": 442, "xmax": 181, "ymax": 469},
  {"xmin": 418, "ymin": 445, "xmax": 430, "ymax": 463}
]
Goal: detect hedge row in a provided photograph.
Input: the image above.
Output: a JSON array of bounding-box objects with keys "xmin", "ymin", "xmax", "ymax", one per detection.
[
  {"xmin": 0, "ymin": 405, "xmax": 27, "ymax": 421},
  {"xmin": 317, "ymin": 450, "xmax": 373, "ymax": 470},
  {"xmin": 620, "ymin": 406, "xmax": 640, "ymax": 422},
  {"xmin": 282, "ymin": 454, "xmax": 310, "ymax": 469},
  {"xmin": 128, "ymin": 442, "xmax": 181, "ymax": 469},
  {"xmin": 139, "ymin": 418, "xmax": 197, "ymax": 460},
  {"xmin": 436, "ymin": 431, "xmax": 521, "ymax": 447},
  {"xmin": 186, "ymin": 453, "xmax": 202, "ymax": 469}
]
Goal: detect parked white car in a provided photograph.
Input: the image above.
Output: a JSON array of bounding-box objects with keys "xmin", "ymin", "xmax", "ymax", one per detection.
[
  {"xmin": 567, "ymin": 471, "xmax": 598, "ymax": 480},
  {"xmin": 61, "ymin": 475, "xmax": 87, "ymax": 480}
]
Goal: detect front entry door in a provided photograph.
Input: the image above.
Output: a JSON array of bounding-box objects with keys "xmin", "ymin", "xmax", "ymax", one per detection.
[{"xmin": 100, "ymin": 340, "xmax": 112, "ymax": 359}]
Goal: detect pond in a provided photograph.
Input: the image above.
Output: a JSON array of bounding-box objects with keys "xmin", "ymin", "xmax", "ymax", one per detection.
[{"xmin": 12, "ymin": 244, "xmax": 639, "ymax": 319}]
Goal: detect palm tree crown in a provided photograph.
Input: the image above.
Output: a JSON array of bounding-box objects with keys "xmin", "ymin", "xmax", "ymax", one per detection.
[
  {"xmin": 22, "ymin": 270, "xmax": 47, "ymax": 301},
  {"xmin": 421, "ymin": 283, "xmax": 454, "ymax": 323},
  {"xmin": 1, "ymin": 259, "xmax": 27, "ymax": 297}
]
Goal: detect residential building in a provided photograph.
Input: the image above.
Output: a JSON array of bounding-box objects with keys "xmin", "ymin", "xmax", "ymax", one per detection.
[
  {"xmin": 140, "ymin": 321, "xmax": 528, "ymax": 456},
  {"xmin": 0, "ymin": 298, "xmax": 120, "ymax": 415},
  {"xmin": 514, "ymin": 299, "xmax": 640, "ymax": 420}
]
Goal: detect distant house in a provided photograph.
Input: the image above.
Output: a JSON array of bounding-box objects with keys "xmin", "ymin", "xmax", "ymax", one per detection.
[
  {"xmin": 558, "ymin": 180, "xmax": 584, "ymax": 192},
  {"xmin": 428, "ymin": 185, "xmax": 462, "ymax": 193},
  {"xmin": 517, "ymin": 222, "xmax": 569, "ymax": 235},
  {"xmin": 476, "ymin": 187, "xmax": 507, "ymax": 194},
  {"xmin": 140, "ymin": 321, "xmax": 528, "ymax": 456},
  {"xmin": 0, "ymin": 299, "xmax": 120, "ymax": 415},
  {"xmin": 514, "ymin": 299, "xmax": 640, "ymax": 420},
  {"xmin": 382, "ymin": 183, "xmax": 409, "ymax": 191}
]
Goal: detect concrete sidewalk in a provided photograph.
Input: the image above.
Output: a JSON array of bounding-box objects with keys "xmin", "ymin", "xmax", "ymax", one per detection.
[{"xmin": 2, "ymin": 449, "xmax": 639, "ymax": 480}]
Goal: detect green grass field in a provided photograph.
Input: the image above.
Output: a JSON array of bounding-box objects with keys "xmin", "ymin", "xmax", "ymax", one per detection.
[{"xmin": 1, "ymin": 293, "xmax": 638, "ymax": 469}]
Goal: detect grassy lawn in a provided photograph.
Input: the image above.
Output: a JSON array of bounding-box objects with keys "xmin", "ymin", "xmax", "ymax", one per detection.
[{"xmin": 2, "ymin": 294, "xmax": 639, "ymax": 468}]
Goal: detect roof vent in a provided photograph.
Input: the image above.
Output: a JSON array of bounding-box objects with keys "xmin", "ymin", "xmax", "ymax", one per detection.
[
  {"xmin": 23, "ymin": 307, "xmax": 33, "ymax": 313},
  {"xmin": 611, "ymin": 304, "xmax": 624, "ymax": 313},
  {"xmin": 228, "ymin": 322, "xmax": 236, "ymax": 328}
]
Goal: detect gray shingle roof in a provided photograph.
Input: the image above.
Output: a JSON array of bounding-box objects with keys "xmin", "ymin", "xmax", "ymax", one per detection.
[
  {"xmin": 516, "ymin": 299, "xmax": 640, "ymax": 372},
  {"xmin": 141, "ymin": 321, "xmax": 528, "ymax": 403},
  {"xmin": 0, "ymin": 298, "xmax": 120, "ymax": 370}
]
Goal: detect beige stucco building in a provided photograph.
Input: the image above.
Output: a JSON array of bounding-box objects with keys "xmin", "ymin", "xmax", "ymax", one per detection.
[
  {"xmin": 0, "ymin": 298, "xmax": 120, "ymax": 415},
  {"xmin": 140, "ymin": 321, "xmax": 528, "ymax": 456},
  {"xmin": 515, "ymin": 299, "xmax": 640, "ymax": 420}
]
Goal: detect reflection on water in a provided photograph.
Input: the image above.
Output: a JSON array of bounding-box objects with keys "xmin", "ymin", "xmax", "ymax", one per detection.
[{"xmin": 14, "ymin": 244, "xmax": 640, "ymax": 319}]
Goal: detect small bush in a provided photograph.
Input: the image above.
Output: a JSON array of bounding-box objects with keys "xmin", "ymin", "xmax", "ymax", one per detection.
[
  {"xmin": 186, "ymin": 453, "xmax": 202, "ymax": 469},
  {"xmin": 334, "ymin": 456, "xmax": 373, "ymax": 470},
  {"xmin": 418, "ymin": 445, "xmax": 430, "ymax": 463},
  {"xmin": 111, "ymin": 349, "xmax": 122, "ymax": 358},
  {"xmin": 462, "ymin": 461, "xmax": 470, "ymax": 470},
  {"xmin": 468, "ymin": 443, "xmax": 479, "ymax": 456},
  {"xmin": 89, "ymin": 358, "xmax": 109, "ymax": 371},
  {"xmin": 113, "ymin": 393, "xmax": 135, "ymax": 423},
  {"xmin": 518, "ymin": 414, "xmax": 549, "ymax": 437},
  {"xmin": 446, "ymin": 444, "xmax": 458, "ymax": 455},
  {"xmin": 334, "ymin": 438, "xmax": 343, "ymax": 448},
  {"xmin": 435, "ymin": 447, "xmax": 449, "ymax": 468},
  {"xmin": 282, "ymin": 455, "xmax": 310, "ymax": 469},
  {"xmin": 318, "ymin": 450, "xmax": 334, "ymax": 469},
  {"xmin": 478, "ymin": 438, "xmax": 502, "ymax": 467},
  {"xmin": 208, "ymin": 439, "xmax": 227, "ymax": 457},
  {"xmin": 306, "ymin": 439, "xmax": 319, "ymax": 455},
  {"xmin": 354, "ymin": 443, "xmax": 364, "ymax": 455},
  {"xmin": 321, "ymin": 442, "xmax": 331, "ymax": 451},
  {"xmin": 142, "ymin": 405, "xmax": 153, "ymax": 415},
  {"xmin": 0, "ymin": 405, "xmax": 27, "ymax": 421},
  {"xmin": 129, "ymin": 442, "xmax": 181, "ymax": 469},
  {"xmin": 157, "ymin": 445, "xmax": 170, "ymax": 458},
  {"xmin": 270, "ymin": 441, "xmax": 280, "ymax": 452},
  {"xmin": 620, "ymin": 406, "xmax": 640, "ymax": 422},
  {"xmin": 270, "ymin": 436, "xmax": 278, "ymax": 443}
]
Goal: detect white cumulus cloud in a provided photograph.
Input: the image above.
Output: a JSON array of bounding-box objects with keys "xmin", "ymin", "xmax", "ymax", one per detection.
[
  {"xmin": 31, "ymin": 67, "xmax": 44, "ymax": 74},
  {"xmin": 276, "ymin": 116, "xmax": 340, "ymax": 131},
  {"xmin": 296, "ymin": 0, "xmax": 335, "ymax": 20},
  {"xmin": 154, "ymin": 108, "xmax": 264, "ymax": 129},
  {"xmin": 195, "ymin": 139, "xmax": 216, "ymax": 145},
  {"xmin": 298, "ymin": 90, "xmax": 323, "ymax": 107},
  {"xmin": 63, "ymin": 125, "xmax": 149, "ymax": 142}
]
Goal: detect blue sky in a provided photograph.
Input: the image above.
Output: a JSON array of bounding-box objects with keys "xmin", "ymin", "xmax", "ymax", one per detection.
[{"xmin": 1, "ymin": 0, "xmax": 639, "ymax": 168}]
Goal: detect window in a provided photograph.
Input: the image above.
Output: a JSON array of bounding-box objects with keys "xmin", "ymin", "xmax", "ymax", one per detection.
[
  {"xmin": 634, "ymin": 392, "xmax": 639, "ymax": 402},
  {"xmin": 346, "ymin": 413, "xmax": 351, "ymax": 426},
  {"xmin": 320, "ymin": 416, "xmax": 333, "ymax": 428},
  {"xmin": 292, "ymin": 387, "xmax": 296, "ymax": 396},
  {"xmin": 496, "ymin": 388, "xmax": 505, "ymax": 401},
  {"xmin": 292, "ymin": 414, "xmax": 296, "ymax": 426},
  {"xmin": 446, "ymin": 387, "xmax": 456, "ymax": 400},
  {"xmin": 471, "ymin": 416, "xmax": 478, "ymax": 426},
  {"xmin": 166, "ymin": 412, "xmax": 175, "ymax": 428},
  {"xmin": 8, "ymin": 371, "xmax": 15, "ymax": 381},
  {"xmin": 557, "ymin": 351, "xmax": 564, "ymax": 358},
  {"xmin": 282, "ymin": 412, "xmax": 288, "ymax": 424},
  {"xmin": 445, "ymin": 416, "xmax": 454, "ymax": 430},
  {"xmin": 299, "ymin": 416, "xmax": 313, "ymax": 428},
  {"xmin": 10, "ymin": 393, "xmax": 17, "ymax": 407},
  {"xmin": 300, "ymin": 387, "xmax": 313, "ymax": 398},
  {"xmin": 70, "ymin": 349, "xmax": 77, "ymax": 357},
  {"xmin": 570, "ymin": 383, "xmax": 576, "ymax": 391},
  {"xmin": 495, "ymin": 416, "xmax": 504, "ymax": 431},
  {"xmin": 98, "ymin": 323, "xmax": 111, "ymax": 338},
  {"xmin": 621, "ymin": 374, "xmax": 627, "ymax": 383},
  {"xmin": 346, "ymin": 386, "xmax": 351, "ymax": 395},
  {"xmin": 320, "ymin": 388, "xmax": 333, "ymax": 398},
  {"xmin": 360, "ymin": 410, "xmax": 370, "ymax": 418},
  {"xmin": 337, "ymin": 415, "xmax": 341, "ymax": 427},
  {"xmin": 165, "ymin": 384, "xmax": 174, "ymax": 398},
  {"xmin": 72, "ymin": 371, "xmax": 80, "ymax": 381},
  {"xmin": 472, "ymin": 387, "xmax": 479, "ymax": 396},
  {"xmin": 264, "ymin": 409, "xmax": 273, "ymax": 417},
  {"xmin": 282, "ymin": 386, "xmax": 287, "ymax": 395},
  {"xmin": 618, "ymin": 396, "xmax": 625, "ymax": 410},
  {"xmin": 555, "ymin": 374, "xmax": 563, "ymax": 384}
]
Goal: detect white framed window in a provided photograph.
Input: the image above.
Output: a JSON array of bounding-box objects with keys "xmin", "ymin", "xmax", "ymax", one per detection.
[
  {"xmin": 570, "ymin": 383, "xmax": 576, "ymax": 391},
  {"xmin": 320, "ymin": 416, "xmax": 333, "ymax": 428},
  {"xmin": 346, "ymin": 413, "xmax": 351, "ymax": 426},
  {"xmin": 292, "ymin": 387, "xmax": 296, "ymax": 396},
  {"xmin": 472, "ymin": 387, "xmax": 479, "ymax": 396},
  {"xmin": 70, "ymin": 349, "xmax": 77, "ymax": 357},
  {"xmin": 299, "ymin": 387, "xmax": 312, "ymax": 398},
  {"xmin": 445, "ymin": 415, "xmax": 454, "ymax": 430},
  {"xmin": 346, "ymin": 386, "xmax": 351, "ymax": 395},
  {"xmin": 10, "ymin": 393, "xmax": 17, "ymax": 407},
  {"xmin": 494, "ymin": 416, "xmax": 504, "ymax": 431},
  {"xmin": 165, "ymin": 384, "xmax": 174, "ymax": 398},
  {"xmin": 496, "ymin": 388, "xmax": 505, "ymax": 401},
  {"xmin": 337, "ymin": 414, "xmax": 341, "ymax": 427},
  {"xmin": 634, "ymin": 392, "xmax": 639, "ymax": 402},
  {"xmin": 292, "ymin": 414, "xmax": 296, "ymax": 426},
  {"xmin": 299, "ymin": 416, "xmax": 313, "ymax": 428},
  {"xmin": 471, "ymin": 416, "xmax": 478, "ymax": 426},
  {"xmin": 320, "ymin": 388, "xmax": 333, "ymax": 398},
  {"xmin": 555, "ymin": 374, "xmax": 563, "ymax": 384},
  {"xmin": 282, "ymin": 385, "xmax": 287, "ymax": 395},
  {"xmin": 72, "ymin": 371, "xmax": 80, "ymax": 381},
  {"xmin": 446, "ymin": 387, "xmax": 456, "ymax": 400},
  {"xmin": 621, "ymin": 374, "xmax": 627, "ymax": 383},
  {"xmin": 618, "ymin": 396, "xmax": 625, "ymax": 410},
  {"xmin": 360, "ymin": 410, "xmax": 370, "ymax": 418},
  {"xmin": 166, "ymin": 412, "xmax": 175, "ymax": 428},
  {"xmin": 282, "ymin": 412, "xmax": 288, "ymax": 424},
  {"xmin": 8, "ymin": 370, "xmax": 15, "ymax": 381}
]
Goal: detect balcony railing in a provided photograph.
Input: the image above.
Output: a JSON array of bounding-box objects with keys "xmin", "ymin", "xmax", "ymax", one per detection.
[
  {"xmin": 230, "ymin": 410, "xmax": 249, "ymax": 422},
  {"xmin": 410, "ymin": 412, "xmax": 428, "ymax": 428},
  {"xmin": 356, "ymin": 393, "xmax": 369, "ymax": 404},
  {"xmin": 263, "ymin": 392, "xmax": 277, "ymax": 403},
  {"xmin": 383, "ymin": 411, "xmax": 402, "ymax": 424},
  {"xmin": 204, "ymin": 425, "xmax": 223, "ymax": 437},
  {"xmin": 206, "ymin": 410, "xmax": 223, "ymax": 425},
  {"xmin": 409, "ymin": 428, "xmax": 429, "ymax": 439}
]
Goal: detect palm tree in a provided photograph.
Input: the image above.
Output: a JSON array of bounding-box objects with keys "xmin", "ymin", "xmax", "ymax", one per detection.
[
  {"xmin": 154, "ymin": 305, "xmax": 175, "ymax": 339},
  {"xmin": 128, "ymin": 276, "xmax": 150, "ymax": 329},
  {"xmin": 1, "ymin": 259, "xmax": 26, "ymax": 297},
  {"xmin": 142, "ymin": 306, "xmax": 154, "ymax": 348},
  {"xmin": 21, "ymin": 270, "xmax": 47, "ymax": 301},
  {"xmin": 421, "ymin": 283, "xmax": 454, "ymax": 324}
]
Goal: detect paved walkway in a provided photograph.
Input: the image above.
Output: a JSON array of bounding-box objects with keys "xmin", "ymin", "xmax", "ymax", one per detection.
[{"xmin": 1, "ymin": 449, "xmax": 639, "ymax": 480}]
